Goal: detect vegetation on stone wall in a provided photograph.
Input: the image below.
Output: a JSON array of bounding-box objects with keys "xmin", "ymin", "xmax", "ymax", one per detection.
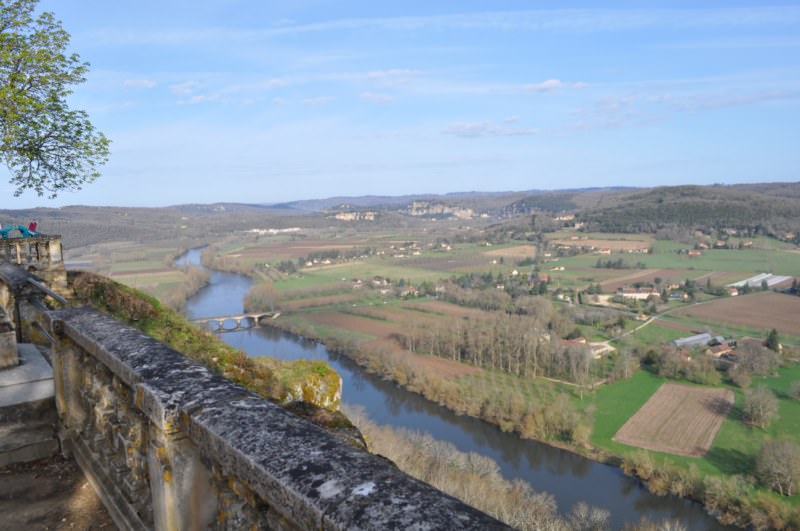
[{"xmin": 67, "ymin": 271, "xmax": 341, "ymax": 411}]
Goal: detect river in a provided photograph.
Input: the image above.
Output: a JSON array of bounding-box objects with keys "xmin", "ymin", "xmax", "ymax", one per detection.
[{"xmin": 177, "ymin": 248, "xmax": 727, "ymax": 530}]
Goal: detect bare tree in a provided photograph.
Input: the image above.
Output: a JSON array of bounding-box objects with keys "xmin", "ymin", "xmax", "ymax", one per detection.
[
  {"xmin": 737, "ymin": 342, "xmax": 781, "ymax": 376},
  {"xmin": 568, "ymin": 501, "xmax": 611, "ymax": 531},
  {"xmin": 788, "ymin": 380, "xmax": 800, "ymax": 400},
  {"xmin": 755, "ymin": 439, "xmax": 800, "ymax": 496},
  {"xmin": 742, "ymin": 387, "xmax": 779, "ymax": 428}
]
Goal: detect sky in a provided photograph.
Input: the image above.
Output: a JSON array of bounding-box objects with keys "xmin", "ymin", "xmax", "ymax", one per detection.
[{"xmin": 4, "ymin": 1, "xmax": 800, "ymax": 207}]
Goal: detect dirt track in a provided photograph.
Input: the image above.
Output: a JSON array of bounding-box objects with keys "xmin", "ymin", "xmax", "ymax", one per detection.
[{"xmin": 614, "ymin": 384, "xmax": 733, "ymax": 457}]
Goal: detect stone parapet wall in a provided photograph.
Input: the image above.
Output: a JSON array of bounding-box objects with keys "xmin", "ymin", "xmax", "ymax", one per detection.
[
  {"xmin": 0, "ymin": 306, "xmax": 17, "ymax": 369},
  {"xmin": 0, "ymin": 236, "xmax": 67, "ymax": 295},
  {"xmin": 46, "ymin": 307, "xmax": 507, "ymax": 530}
]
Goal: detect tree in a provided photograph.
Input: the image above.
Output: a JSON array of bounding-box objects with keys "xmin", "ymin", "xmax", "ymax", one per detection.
[
  {"xmin": 243, "ymin": 282, "xmax": 278, "ymax": 312},
  {"xmin": 789, "ymin": 380, "xmax": 800, "ymax": 400},
  {"xmin": 756, "ymin": 439, "xmax": 800, "ymax": 496},
  {"xmin": 1, "ymin": 0, "xmax": 109, "ymax": 197},
  {"xmin": 742, "ymin": 387, "xmax": 779, "ymax": 428},
  {"xmin": 765, "ymin": 328, "xmax": 780, "ymax": 352},
  {"xmin": 738, "ymin": 341, "xmax": 780, "ymax": 375}
]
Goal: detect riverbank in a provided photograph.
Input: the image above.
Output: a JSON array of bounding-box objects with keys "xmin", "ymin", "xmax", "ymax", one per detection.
[
  {"xmin": 176, "ymin": 247, "xmax": 732, "ymax": 529},
  {"xmin": 264, "ymin": 315, "xmax": 795, "ymax": 529}
]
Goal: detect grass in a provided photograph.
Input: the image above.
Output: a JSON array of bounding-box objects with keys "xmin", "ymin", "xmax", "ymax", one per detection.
[
  {"xmin": 109, "ymin": 259, "xmax": 167, "ymax": 273},
  {"xmin": 588, "ymin": 365, "xmax": 800, "ymax": 506},
  {"xmin": 274, "ymin": 259, "xmax": 448, "ymax": 293},
  {"xmin": 281, "ymin": 313, "xmax": 378, "ymax": 343},
  {"xmin": 623, "ymin": 322, "xmax": 690, "ymax": 347},
  {"xmin": 542, "ymin": 238, "xmax": 800, "ymax": 290},
  {"xmin": 588, "ymin": 370, "xmax": 663, "ymax": 454},
  {"xmin": 660, "ymin": 314, "xmax": 800, "ymax": 347}
]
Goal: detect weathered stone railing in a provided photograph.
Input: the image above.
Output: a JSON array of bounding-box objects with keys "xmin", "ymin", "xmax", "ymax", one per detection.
[
  {"xmin": 0, "ymin": 259, "xmax": 507, "ymax": 530},
  {"xmin": 45, "ymin": 307, "xmax": 507, "ymax": 530},
  {"xmin": 0, "ymin": 235, "xmax": 67, "ymax": 295}
]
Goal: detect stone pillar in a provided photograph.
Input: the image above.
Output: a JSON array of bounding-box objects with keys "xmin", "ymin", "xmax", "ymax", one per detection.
[
  {"xmin": 147, "ymin": 425, "xmax": 218, "ymax": 530},
  {"xmin": 0, "ymin": 306, "xmax": 17, "ymax": 369},
  {"xmin": 48, "ymin": 238, "xmax": 62, "ymax": 264}
]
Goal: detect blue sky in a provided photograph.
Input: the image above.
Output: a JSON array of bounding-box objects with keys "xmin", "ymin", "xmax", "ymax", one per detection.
[{"xmin": 5, "ymin": 1, "xmax": 800, "ymax": 207}]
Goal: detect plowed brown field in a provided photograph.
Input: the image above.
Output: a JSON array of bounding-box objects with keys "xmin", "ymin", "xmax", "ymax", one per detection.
[
  {"xmin": 614, "ymin": 384, "xmax": 733, "ymax": 457},
  {"xmin": 671, "ymin": 291, "xmax": 800, "ymax": 336},
  {"xmin": 306, "ymin": 311, "xmax": 404, "ymax": 337}
]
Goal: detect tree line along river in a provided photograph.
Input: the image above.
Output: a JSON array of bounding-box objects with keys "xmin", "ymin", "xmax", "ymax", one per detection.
[{"xmin": 176, "ymin": 248, "xmax": 728, "ymax": 530}]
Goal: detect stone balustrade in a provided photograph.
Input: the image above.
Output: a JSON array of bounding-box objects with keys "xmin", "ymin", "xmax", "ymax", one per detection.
[
  {"xmin": 0, "ymin": 257, "xmax": 507, "ymax": 530},
  {"xmin": 43, "ymin": 307, "xmax": 508, "ymax": 530},
  {"xmin": 0, "ymin": 236, "xmax": 67, "ymax": 295}
]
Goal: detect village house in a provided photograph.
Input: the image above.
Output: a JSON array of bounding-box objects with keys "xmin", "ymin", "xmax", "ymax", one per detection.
[
  {"xmin": 706, "ymin": 343, "xmax": 734, "ymax": 358},
  {"xmin": 617, "ymin": 286, "xmax": 658, "ymax": 300},
  {"xmin": 687, "ymin": 249, "xmax": 703, "ymax": 257}
]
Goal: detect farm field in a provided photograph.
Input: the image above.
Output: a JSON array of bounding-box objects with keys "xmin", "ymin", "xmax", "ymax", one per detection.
[
  {"xmin": 613, "ymin": 383, "xmax": 733, "ymax": 457},
  {"xmin": 671, "ymin": 291, "xmax": 800, "ymax": 337},
  {"xmin": 551, "ymin": 238, "xmax": 652, "ymax": 251},
  {"xmin": 482, "ymin": 244, "xmax": 537, "ymax": 259},
  {"xmin": 598, "ymin": 268, "xmax": 693, "ymax": 292},
  {"xmin": 299, "ymin": 299, "xmax": 479, "ymax": 339}
]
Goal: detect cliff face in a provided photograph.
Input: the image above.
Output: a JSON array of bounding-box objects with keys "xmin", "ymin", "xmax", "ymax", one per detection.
[
  {"xmin": 329, "ymin": 211, "xmax": 378, "ymax": 221},
  {"xmin": 404, "ymin": 201, "xmax": 474, "ymax": 219}
]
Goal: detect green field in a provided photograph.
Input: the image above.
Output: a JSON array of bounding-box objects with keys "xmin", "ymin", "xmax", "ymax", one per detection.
[
  {"xmin": 589, "ymin": 366, "xmax": 800, "ymax": 505},
  {"xmin": 542, "ymin": 238, "xmax": 800, "ymax": 290}
]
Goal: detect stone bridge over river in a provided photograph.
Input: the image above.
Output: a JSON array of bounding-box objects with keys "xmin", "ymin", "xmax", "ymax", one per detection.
[
  {"xmin": 0, "ymin": 235, "xmax": 506, "ymax": 530},
  {"xmin": 192, "ymin": 312, "xmax": 279, "ymax": 332}
]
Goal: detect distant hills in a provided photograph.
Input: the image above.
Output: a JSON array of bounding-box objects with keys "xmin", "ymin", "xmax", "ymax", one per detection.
[
  {"xmin": 2, "ymin": 182, "xmax": 798, "ymax": 249},
  {"xmin": 271, "ymin": 186, "xmax": 635, "ymax": 215},
  {"xmin": 578, "ymin": 183, "xmax": 800, "ymax": 238}
]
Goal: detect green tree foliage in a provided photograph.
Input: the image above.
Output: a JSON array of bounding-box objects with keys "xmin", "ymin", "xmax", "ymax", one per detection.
[
  {"xmin": 1, "ymin": 0, "xmax": 109, "ymax": 197},
  {"xmin": 765, "ymin": 328, "xmax": 780, "ymax": 352}
]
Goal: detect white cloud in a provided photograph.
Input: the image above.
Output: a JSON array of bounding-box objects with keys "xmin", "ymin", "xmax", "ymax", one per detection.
[
  {"xmin": 444, "ymin": 121, "xmax": 538, "ymax": 138},
  {"xmin": 569, "ymin": 87, "xmax": 800, "ymax": 131},
  {"xmin": 177, "ymin": 94, "xmax": 219, "ymax": 105},
  {"xmin": 367, "ymin": 69, "xmax": 421, "ymax": 79},
  {"xmin": 360, "ymin": 92, "xmax": 394, "ymax": 103},
  {"xmin": 89, "ymin": 7, "xmax": 800, "ymax": 46},
  {"xmin": 525, "ymin": 79, "xmax": 587, "ymax": 92},
  {"xmin": 170, "ymin": 81, "xmax": 197, "ymax": 95},
  {"xmin": 303, "ymin": 96, "xmax": 333, "ymax": 106},
  {"xmin": 123, "ymin": 79, "xmax": 157, "ymax": 89}
]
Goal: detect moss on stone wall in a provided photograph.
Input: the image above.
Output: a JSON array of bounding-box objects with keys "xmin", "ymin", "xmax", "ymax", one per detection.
[{"xmin": 67, "ymin": 271, "xmax": 342, "ymax": 412}]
